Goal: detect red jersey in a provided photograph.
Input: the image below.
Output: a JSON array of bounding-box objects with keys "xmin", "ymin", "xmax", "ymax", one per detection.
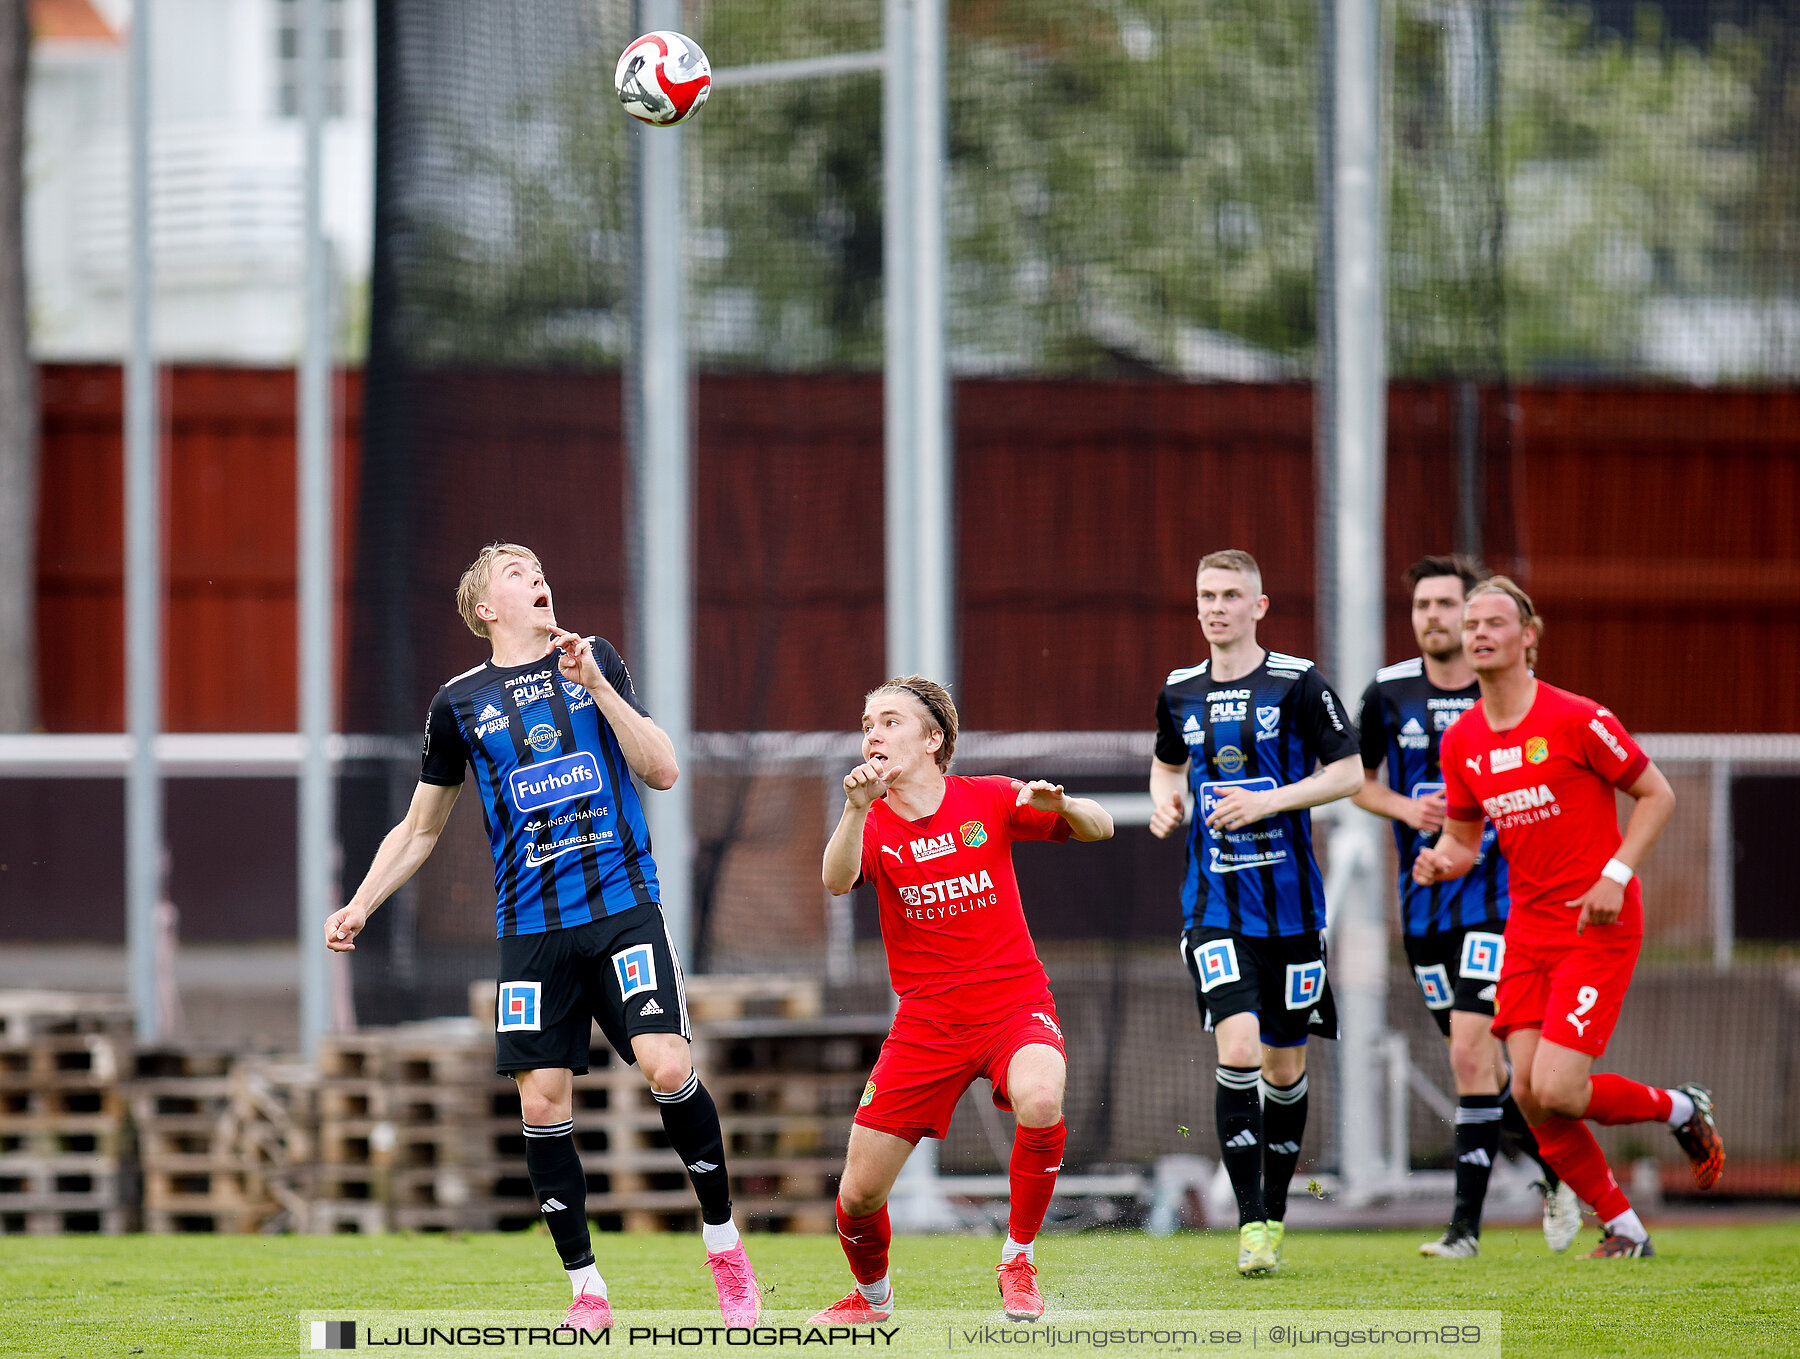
[
  {"xmin": 859, "ymin": 774, "xmax": 1071, "ymax": 1023},
  {"xmin": 1439, "ymin": 682, "xmax": 1650, "ymax": 944}
]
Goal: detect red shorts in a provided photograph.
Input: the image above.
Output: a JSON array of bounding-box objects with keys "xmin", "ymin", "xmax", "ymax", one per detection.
[
  {"xmin": 853, "ymin": 1002, "xmax": 1067, "ymax": 1144},
  {"xmin": 1492, "ymin": 927, "xmax": 1641, "ymax": 1057}
]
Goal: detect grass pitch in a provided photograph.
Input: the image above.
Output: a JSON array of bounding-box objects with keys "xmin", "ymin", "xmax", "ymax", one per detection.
[{"xmin": 3, "ymin": 1223, "xmax": 1796, "ymax": 1358}]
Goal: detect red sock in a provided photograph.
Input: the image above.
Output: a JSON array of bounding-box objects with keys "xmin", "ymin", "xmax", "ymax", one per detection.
[
  {"xmin": 1007, "ymin": 1121, "xmax": 1066, "ymax": 1246},
  {"xmin": 1531, "ymin": 1115, "xmax": 1631, "ymax": 1222},
  {"xmin": 1584, "ymin": 1074, "xmax": 1672, "ymax": 1126},
  {"xmin": 834, "ymin": 1201, "xmax": 891, "ymax": 1285}
]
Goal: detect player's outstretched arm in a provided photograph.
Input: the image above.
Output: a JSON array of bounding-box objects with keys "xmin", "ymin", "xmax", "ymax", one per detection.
[
  {"xmin": 324, "ymin": 781, "xmax": 461, "ymax": 951},
  {"xmin": 1148, "ymin": 758, "xmax": 1189, "ymax": 839},
  {"xmin": 1014, "ymin": 780, "xmax": 1114, "ymax": 841},
  {"xmin": 822, "ymin": 761, "xmax": 897, "ymax": 895},
  {"xmin": 1352, "ymin": 768, "xmax": 1446, "ymax": 833},
  {"xmin": 1413, "ymin": 815, "xmax": 1480, "ymax": 887}
]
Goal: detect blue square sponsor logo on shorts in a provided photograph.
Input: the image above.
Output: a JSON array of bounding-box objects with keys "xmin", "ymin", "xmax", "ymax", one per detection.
[
  {"xmin": 497, "ymin": 981, "xmax": 542, "ymax": 1032},
  {"xmin": 613, "ymin": 946, "xmax": 657, "ymax": 1000},
  {"xmin": 1194, "ymin": 938, "xmax": 1241, "ymax": 993},
  {"xmin": 1413, "ymin": 963, "xmax": 1455, "ymax": 1010},
  {"xmin": 1460, "ymin": 931, "xmax": 1504, "ymax": 982},
  {"xmin": 1285, "ymin": 960, "xmax": 1325, "ymax": 1009}
]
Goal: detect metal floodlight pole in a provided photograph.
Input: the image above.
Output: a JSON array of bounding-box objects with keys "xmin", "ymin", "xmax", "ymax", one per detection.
[
  {"xmin": 909, "ymin": 0, "xmax": 951, "ymax": 688},
  {"xmin": 125, "ymin": 0, "xmax": 162, "ymax": 1042},
  {"xmin": 882, "ymin": 0, "xmax": 958, "ymax": 1234},
  {"xmin": 630, "ymin": 0, "xmax": 694, "ymax": 965},
  {"xmin": 1327, "ymin": 0, "xmax": 1391, "ymax": 1204},
  {"xmin": 882, "ymin": 0, "xmax": 916, "ymax": 677},
  {"xmin": 296, "ymin": 0, "xmax": 335, "ymax": 1056}
]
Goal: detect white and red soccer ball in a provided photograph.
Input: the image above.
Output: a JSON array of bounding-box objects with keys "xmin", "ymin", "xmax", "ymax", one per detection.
[{"xmin": 614, "ymin": 31, "xmax": 712, "ymax": 127}]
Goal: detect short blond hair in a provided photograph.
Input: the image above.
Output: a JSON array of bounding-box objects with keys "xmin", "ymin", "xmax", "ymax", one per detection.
[
  {"xmin": 1198, "ymin": 548, "xmax": 1263, "ymax": 593},
  {"xmin": 1466, "ymin": 574, "xmax": 1543, "ymax": 667},
  {"xmin": 456, "ymin": 543, "xmax": 542, "ymax": 638},
  {"xmin": 866, "ymin": 675, "xmax": 960, "ymax": 772}
]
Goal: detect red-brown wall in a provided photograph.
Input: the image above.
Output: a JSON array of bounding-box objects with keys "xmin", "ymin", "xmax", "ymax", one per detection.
[
  {"xmin": 38, "ymin": 365, "xmax": 362, "ymax": 732},
  {"xmin": 36, "ymin": 367, "xmax": 1800, "ymax": 735}
]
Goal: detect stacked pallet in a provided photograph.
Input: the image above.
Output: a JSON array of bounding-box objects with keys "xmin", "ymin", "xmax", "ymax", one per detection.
[
  {"xmin": 0, "ymin": 992, "xmax": 133, "ymax": 1235},
  {"xmin": 222, "ymin": 1059, "xmax": 318, "ymax": 1231},
  {"xmin": 131, "ymin": 1046, "xmax": 269, "ymax": 1233}
]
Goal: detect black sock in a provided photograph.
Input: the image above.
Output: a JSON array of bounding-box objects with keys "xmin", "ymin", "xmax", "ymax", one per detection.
[
  {"xmin": 1499, "ymin": 1080, "xmax": 1558, "ymax": 1188},
  {"xmin": 1215, "ymin": 1064, "xmax": 1264, "ymax": 1226},
  {"xmin": 1452, "ymin": 1095, "xmax": 1504, "ymax": 1234},
  {"xmin": 1260, "ymin": 1073, "xmax": 1307, "ymax": 1224},
  {"xmin": 524, "ymin": 1120, "xmax": 593, "ymax": 1270},
  {"xmin": 654, "ymin": 1072, "xmax": 733, "ymax": 1226}
]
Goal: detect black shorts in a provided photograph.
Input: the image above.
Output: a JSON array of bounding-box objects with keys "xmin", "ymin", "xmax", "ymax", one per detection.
[
  {"xmin": 493, "ymin": 904, "xmax": 690, "ymax": 1075},
  {"xmin": 1403, "ymin": 926, "xmax": 1506, "ymax": 1038},
  {"xmin": 1181, "ymin": 925, "xmax": 1339, "ymax": 1048}
]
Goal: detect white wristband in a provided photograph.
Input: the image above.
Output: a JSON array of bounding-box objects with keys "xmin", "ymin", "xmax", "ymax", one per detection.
[{"xmin": 1600, "ymin": 857, "xmax": 1634, "ymax": 887}]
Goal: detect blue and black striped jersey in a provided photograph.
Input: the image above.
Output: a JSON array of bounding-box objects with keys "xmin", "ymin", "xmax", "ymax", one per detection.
[
  {"xmin": 1357, "ymin": 658, "xmax": 1509, "ymax": 937},
  {"xmin": 1154, "ymin": 651, "xmax": 1360, "ymax": 937},
  {"xmin": 420, "ymin": 638, "xmax": 661, "ymax": 938}
]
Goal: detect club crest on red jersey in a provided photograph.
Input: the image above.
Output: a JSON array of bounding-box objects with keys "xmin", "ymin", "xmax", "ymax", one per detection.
[
  {"xmin": 960, "ymin": 820, "xmax": 987, "ymax": 848},
  {"xmin": 1525, "ymin": 736, "xmax": 1549, "ymax": 764}
]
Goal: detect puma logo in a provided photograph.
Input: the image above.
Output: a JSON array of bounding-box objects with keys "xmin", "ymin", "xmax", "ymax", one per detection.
[
  {"xmin": 1567, "ymin": 1013, "xmax": 1590, "ymax": 1036},
  {"xmin": 1465, "ymin": 755, "xmax": 1483, "ymax": 775},
  {"xmin": 881, "ymin": 845, "xmax": 904, "ymax": 861}
]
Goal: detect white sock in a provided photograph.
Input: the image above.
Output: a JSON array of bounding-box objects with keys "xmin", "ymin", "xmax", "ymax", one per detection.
[
  {"xmin": 1604, "ymin": 1209, "xmax": 1648, "ymax": 1244},
  {"xmin": 701, "ymin": 1218, "xmax": 741, "ymax": 1254},
  {"xmin": 1000, "ymin": 1236, "xmax": 1034, "ymax": 1265},
  {"xmin": 856, "ymin": 1275, "xmax": 892, "ymax": 1305},
  {"xmin": 568, "ymin": 1262, "xmax": 605, "ymax": 1299},
  {"xmin": 1665, "ymin": 1089, "xmax": 1695, "ymax": 1127}
]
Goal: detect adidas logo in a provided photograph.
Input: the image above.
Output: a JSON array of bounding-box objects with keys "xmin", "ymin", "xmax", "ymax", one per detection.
[
  {"xmin": 687, "ymin": 1160, "xmax": 719, "ymax": 1174},
  {"xmin": 1401, "ymin": 718, "xmax": 1424, "ymax": 736},
  {"xmin": 541, "ymin": 1198, "xmax": 567, "ymax": 1213},
  {"xmin": 1477, "ymin": 984, "xmax": 1496, "ymax": 1002},
  {"xmin": 1268, "ymin": 1140, "xmax": 1300, "ymax": 1155},
  {"xmin": 1309, "ymin": 1009, "xmax": 1322, "ymax": 1024},
  {"xmin": 639, "ymin": 998, "xmax": 663, "ymax": 1016},
  {"xmin": 479, "ymin": 703, "xmax": 502, "ymax": 721},
  {"xmin": 1225, "ymin": 1130, "xmax": 1258, "ymax": 1150},
  {"xmin": 1184, "ymin": 714, "xmax": 1201, "ymax": 732},
  {"xmin": 1458, "ymin": 1149, "xmax": 1492, "ymax": 1167}
]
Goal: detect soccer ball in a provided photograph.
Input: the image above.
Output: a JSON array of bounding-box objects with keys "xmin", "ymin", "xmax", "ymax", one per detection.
[{"xmin": 614, "ymin": 31, "xmax": 712, "ymax": 127}]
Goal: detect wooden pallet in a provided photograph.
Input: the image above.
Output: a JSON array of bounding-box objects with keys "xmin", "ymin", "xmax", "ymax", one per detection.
[
  {"xmin": 0, "ymin": 992, "xmax": 134, "ymax": 1044},
  {"xmin": 0, "ymin": 1207, "xmax": 130, "ymax": 1235},
  {"xmin": 0, "ymin": 1155, "xmax": 127, "ymax": 1211}
]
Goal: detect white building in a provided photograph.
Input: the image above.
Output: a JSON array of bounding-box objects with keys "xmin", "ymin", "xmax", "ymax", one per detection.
[{"xmin": 27, "ymin": 0, "xmax": 372, "ymax": 362}]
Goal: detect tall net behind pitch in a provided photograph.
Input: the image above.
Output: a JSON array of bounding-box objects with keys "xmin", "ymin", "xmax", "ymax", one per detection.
[{"xmin": 350, "ymin": 0, "xmax": 1800, "ymax": 1192}]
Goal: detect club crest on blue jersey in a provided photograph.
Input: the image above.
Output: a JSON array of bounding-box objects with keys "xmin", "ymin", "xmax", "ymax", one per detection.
[
  {"xmin": 1254, "ymin": 706, "xmax": 1281, "ymax": 741},
  {"xmin": 497, "ymin": 980, "xmax": 542, "ymax": 1031},
  {"xmin": 1413, "ymin": 963, "xmax": 1455, "ymax": 1010},
  {"xmin": 1193, "ymin": 938, "xmax": 1241, "ymax": 992},
  {"xmin": 507, "ymin": 751, "xmax": 604, "ymax": 813},
  {"xmin": 1460, "ymin": 931, "xmax": 1505, "ymax": 982},
  {"xmin": 613, "ymin": 946, "xmax": 657, "ymax": 999},
  {"xmin": 1285, "ymin": 960, "xmax": 1326, "ymax": 1009}
]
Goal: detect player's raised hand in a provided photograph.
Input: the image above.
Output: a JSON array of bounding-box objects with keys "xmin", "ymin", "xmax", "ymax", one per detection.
[
  {"xmin": 1412, "ymin": 844, "xmax": 1455, "ymax": 886},
  {"xmin": 843, "ymin": 759, "xmax": 898, "ymax": 811},
  {"xmin": 1012, "ymin": 779, "xmax": 1067, "ymax": 813},
  {"xmin": 1148, "ymin": 793, "xmax": 1187, "ymax": 839},
  {"xmin": 1410, "ymin": 791, "xmax": 1447, "ymax": 833},
  {"xmin": 1566, "ymin": 876, "xmax": 1625, "ymax": 934},
  {"xmin": 324, "ymin": 904, "xmax": 368, "ymax": 952},
  {"xmin": 548, "ymin": 626, "xmax": 604, "ymax": 691}
]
